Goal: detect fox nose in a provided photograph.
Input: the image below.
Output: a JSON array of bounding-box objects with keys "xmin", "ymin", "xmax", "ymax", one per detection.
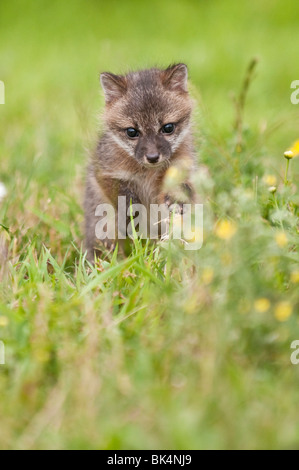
[{"xmin": 146, "ymin": 153, "xmax": 160, "ymax": 164}]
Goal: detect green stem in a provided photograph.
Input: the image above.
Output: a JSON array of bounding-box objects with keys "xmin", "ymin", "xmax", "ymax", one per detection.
[
  {"xmin": 274, "ymin": 194, "xmax": 284, "ymax": 230},
  {"xmin": 284, "ymin": 159, "xmax": 290, "ymax": 186}
]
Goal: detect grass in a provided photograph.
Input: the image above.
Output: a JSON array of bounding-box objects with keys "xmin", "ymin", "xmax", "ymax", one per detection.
[{"xmin": 0, "ymin": 0, "xmax": 299, "ymax": 450}]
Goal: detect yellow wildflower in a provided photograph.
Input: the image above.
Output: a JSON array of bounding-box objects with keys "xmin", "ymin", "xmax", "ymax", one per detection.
[
  {"xmin": 215, "ymin": 219, "xmax": 237, "ymax": 240},
  {"xmin": 274, "ymin": 301, "xmax": 293, "ymax": 322},
  {"xmin": 263, "ymin": 174, "xmax": 277, "ymax": 186},
  {"xmin": 284, "ymin": 150, "xmax": 294, "ymax": 160},
  {"xmin": 184, "ymin": 296, "xmax": 198, "ymax": 315},
  {"xmin": 184, "ymin": 227, "xmax": 203, "ymax": 244},
  {"xmin": 221, "ymin": 252, "xmax": 232, "ymax": 266},
  {"xmin": 0, "ymin": 316, "xmax": 8, "ymax": 327},
  {"xmin": 254, "ymin": 298, "xmax": 271, "ymax": 313},
  {"xmin": 202, "ymin": 267, "xmax": 214, "ymax": 285},
  {"xmin": 166, "ymin": 166, "xmax": 179, "ymax": 180},
  {"xmin": 275, "ymin": 231, "xmax": 288, "ymax": 248},
  {"xmin": 34, "ymin": 349, "xmax": 50, "ymax": 363},
  {"xmin": 290, "ymin": 271, "xmax": 299, "ymax": 284},
  {"xmin": 268, "ymin": 186, "xmax": 277, "ymax": 194},
  {"xmin": 288, "ymin": 140, "xmax": 299, "ymax": 157}
]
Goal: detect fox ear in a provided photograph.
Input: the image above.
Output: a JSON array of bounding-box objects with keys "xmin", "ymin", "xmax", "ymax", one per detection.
[
  {"xmin": 100, "ymin": 72, "xmax": 127, "ymax": 104},
  {"xmin": 162, "ymin": 63, "xmax": 188, "ymax": 93}
]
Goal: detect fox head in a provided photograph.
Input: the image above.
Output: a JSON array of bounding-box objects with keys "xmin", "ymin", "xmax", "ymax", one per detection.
[{"xmin": 100, "ymin": 64, "xmax": 193, "ymax": 168}]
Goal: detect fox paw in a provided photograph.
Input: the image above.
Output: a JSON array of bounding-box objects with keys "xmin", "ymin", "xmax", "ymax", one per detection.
[{"xmin": 164, "ymin": 196, "xmax": 186, "ymax": 215}]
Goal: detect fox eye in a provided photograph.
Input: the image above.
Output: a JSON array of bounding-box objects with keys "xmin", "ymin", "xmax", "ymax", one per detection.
[
  {"xmin": 126, "ymin": 128, "xmax": 139, "ymax": 138},
  {"xmin": 161, "ymin": 123, "xmax": 175, "ymax": 135}
]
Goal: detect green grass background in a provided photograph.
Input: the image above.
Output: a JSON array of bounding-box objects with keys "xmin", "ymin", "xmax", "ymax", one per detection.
[{"xmin": 0, "ymin": 0, "xmax": 299, "ymax": 449}]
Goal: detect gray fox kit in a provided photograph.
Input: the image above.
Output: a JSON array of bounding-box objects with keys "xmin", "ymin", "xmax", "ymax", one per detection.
[{"xmin": 84, "ymin": 63, "xmax": 195, "ymax": 260}]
